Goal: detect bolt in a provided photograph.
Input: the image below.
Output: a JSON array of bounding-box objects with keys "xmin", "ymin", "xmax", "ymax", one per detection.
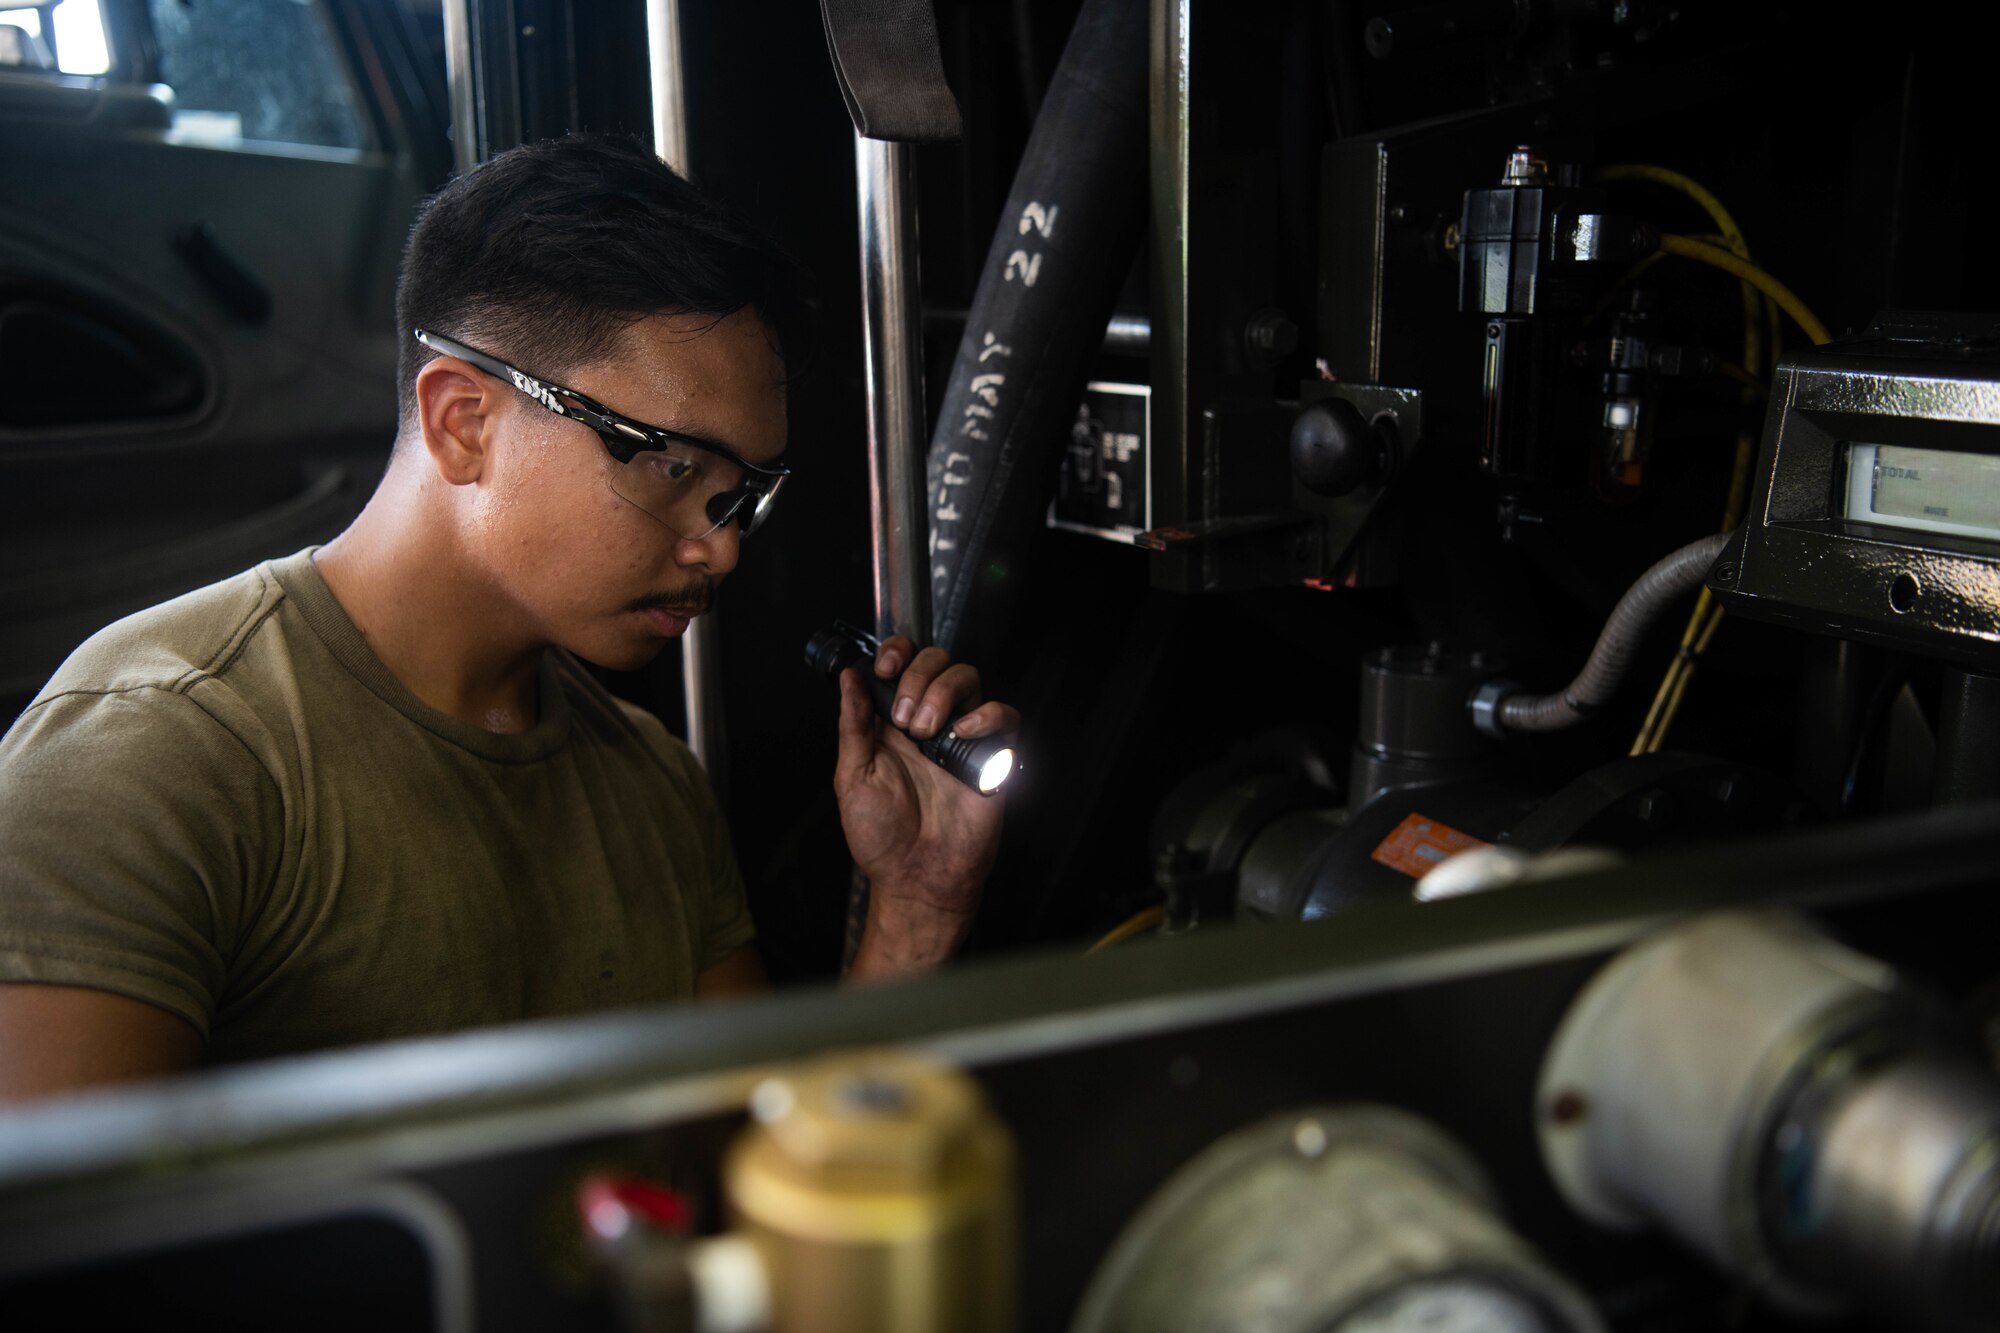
[
  {"xmin": 1713, "ymin": 562, "xmax": 1738, "ymax": 584},
  {"xmin": 1549, "ymin": 1088, "xmax": 1590, "ymax": 1125},
  {"xmin": 1388, "ymin": 204, "xmax": 1407, "ymax": 223}
]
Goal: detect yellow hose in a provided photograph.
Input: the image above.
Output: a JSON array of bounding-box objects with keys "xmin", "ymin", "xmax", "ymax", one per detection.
[
  {"xmin": 1601, "ymin": 165, "xmax": 1766, "ymax": 387},
  {"xmin": 1657, "ymin": 234, "xmax": 1832, "ymax": 347},
  {"xmin": 1597, "ymin": 170, "xmax": 1832, "ymax": 755},
  {"xmin": 1087, "ymin": 904, "xmax": 1166, "ymax": 954},
  {"xmin": 1646, "ymin": 600, "xmax": 1727, "ymax": 752}
]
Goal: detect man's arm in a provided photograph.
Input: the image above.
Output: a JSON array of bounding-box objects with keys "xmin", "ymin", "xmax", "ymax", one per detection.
[{"xmin": 0, "ymin": 982, "xmax": 202, "ymax": 1103}]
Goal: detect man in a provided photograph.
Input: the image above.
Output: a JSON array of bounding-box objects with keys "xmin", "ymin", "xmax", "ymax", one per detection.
[{"xmin": 0, "ymin": 136, "xmax": 1013, "ymax": 1101}]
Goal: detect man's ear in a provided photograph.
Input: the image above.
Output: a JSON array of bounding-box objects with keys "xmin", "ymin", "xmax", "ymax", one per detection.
[{"xmin": 413, "ymin": 357, "xmax": 499, "ymax": 486}]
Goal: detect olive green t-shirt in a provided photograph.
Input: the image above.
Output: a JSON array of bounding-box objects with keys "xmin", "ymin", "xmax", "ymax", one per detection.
[{"xmin": 0, "ymin": 549, "xmax": 754, "ymax": 1064}]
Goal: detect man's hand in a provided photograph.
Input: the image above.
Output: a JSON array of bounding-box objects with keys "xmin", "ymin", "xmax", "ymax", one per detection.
[{"xmin": 833, "ymin": 636, "xmax": 1017, "ymax": 980}]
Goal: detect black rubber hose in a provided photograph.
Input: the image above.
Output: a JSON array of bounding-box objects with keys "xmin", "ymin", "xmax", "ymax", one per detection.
[
  {"xmin": 924, "ymin": 0, "xmax": 1148, "ymax": 654},
  {"xmin": 1491, "ymin": 530, "xmax": 1735, "ymax": 733}
]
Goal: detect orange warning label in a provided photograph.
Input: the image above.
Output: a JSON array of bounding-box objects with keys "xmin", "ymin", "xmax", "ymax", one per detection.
[{"xmin": 1369, "ymin": 812, "xmax": 1492, "ymax": 879}]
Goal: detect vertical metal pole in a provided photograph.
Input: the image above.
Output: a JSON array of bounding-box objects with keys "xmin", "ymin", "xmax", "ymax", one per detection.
[
  {"xmin": 644, "ymin": 0, "xmax": 728, "ymax": 790},
  {"xmin": 854, "ymin": 132, "xmax": 933, "ymax": 645},
  {"xmin": 1149, "ymin": 0, "xmax": 1197, "ymax": 583},
  {"xmin": 846, "ymin": 132, "xmax": 933, "ymax": 969},
  {"xmin": 440, "ymin": 0, "xmax": 480, "ymax": 173},
  {"xmin": 645, "ymin": 0, "xmax": 689, "ymax": 165}
]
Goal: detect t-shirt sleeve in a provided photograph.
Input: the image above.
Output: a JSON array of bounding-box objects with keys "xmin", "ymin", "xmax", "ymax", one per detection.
[{"xmin": 0, "ymin": 685, "xmax": 280, "ymax": 1038}]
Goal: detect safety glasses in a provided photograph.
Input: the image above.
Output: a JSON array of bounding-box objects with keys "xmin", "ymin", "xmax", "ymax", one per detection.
[{"xmin": 413, "ymin": 328, "xmax": 791, "ymax": 540}]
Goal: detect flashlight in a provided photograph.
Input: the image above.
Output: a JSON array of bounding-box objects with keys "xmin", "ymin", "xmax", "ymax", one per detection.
[{"xmin": 804, "ymin": 621, "xmax": 1017, "ymax": 796}]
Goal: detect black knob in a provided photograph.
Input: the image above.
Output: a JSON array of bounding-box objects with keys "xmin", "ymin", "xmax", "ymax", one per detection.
[{"xmin": 1291, "ymin": 398, "xmax": 1393, "ymax": 497}]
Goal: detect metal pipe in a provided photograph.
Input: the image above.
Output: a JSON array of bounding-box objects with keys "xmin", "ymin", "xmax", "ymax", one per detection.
[
  {"xmin": 440, "ymin": 0, "xmax": 479, "ymax": 174},
  {"xmin": 644, "ymin": 0, "xmax": 690, "ymax": 167},
  {"xmin": 644, "ymin": 0, "xmax": 728, "ymax": 789},
  {"xmin": 1150, "ymin": 0, "xmax": 1193, "ymax": 563},
  {"xmin": 854, "ymin": 132, "xmax": 933, "ymax": 644}
]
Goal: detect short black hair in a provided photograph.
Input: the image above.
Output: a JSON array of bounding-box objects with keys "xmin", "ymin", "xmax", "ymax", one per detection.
[{"xmin": 394, "ymin": 133, "xmax": 811, "ymax": 422}]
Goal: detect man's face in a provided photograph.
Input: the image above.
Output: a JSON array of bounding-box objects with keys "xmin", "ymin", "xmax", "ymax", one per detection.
[{"xmin": 471, "ymin": 307, "xmax": 789, "ymax": 670}]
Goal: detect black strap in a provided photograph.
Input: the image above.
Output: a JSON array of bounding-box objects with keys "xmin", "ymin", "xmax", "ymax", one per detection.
[{"xmin": 818, "ymin": 0, "xmax": 962, "ymax": 142}]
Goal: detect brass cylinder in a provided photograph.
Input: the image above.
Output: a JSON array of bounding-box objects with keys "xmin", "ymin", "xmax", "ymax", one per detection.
[{"xmin": 722, "ymin": 1048, "xmax": 1015, "ymax": 1333}]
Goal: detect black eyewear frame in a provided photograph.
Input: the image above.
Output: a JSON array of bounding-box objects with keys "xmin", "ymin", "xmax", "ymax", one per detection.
[{"xmin": 412, "ymin": 328, "xmax": 791, "ymax": 534}]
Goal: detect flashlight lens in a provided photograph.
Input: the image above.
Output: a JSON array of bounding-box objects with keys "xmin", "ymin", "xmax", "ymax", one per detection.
[{"xmin": 977, "ymin": 748, "xmax": 1016, "ymax": 794}]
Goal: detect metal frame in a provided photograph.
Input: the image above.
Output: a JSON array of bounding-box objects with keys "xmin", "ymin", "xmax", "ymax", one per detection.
[{"xmin": 1, "ymin": 801, "xmax": 1991, "ymax": 1201}]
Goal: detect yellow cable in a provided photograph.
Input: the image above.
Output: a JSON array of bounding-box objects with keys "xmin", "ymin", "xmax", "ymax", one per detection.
[
  {"xmin": 1600, "ymin": 165, "xmax": 1747, "ymax": 250},
  {"xmin": 1087, "ymin": 904, "xmax": 1166, "ymax": 954},
  {"xmin": 1631, "ymin": 585, "xmax": 1711, "ymax": 755},
  {"xmin": 1658, "ymin": 234, "xmax": 1832, "ymax": 347},
  {"xmin": 1598, "ymin": 171, "xmax": 1803, "ymax": 757},
  {"xmin": 1648, "ymin": 602, "xmax": 1727, "ymax": 753},
  {"xmin": 1600, "ymin": 165, "xmax": 1766, "ymax": 389}
]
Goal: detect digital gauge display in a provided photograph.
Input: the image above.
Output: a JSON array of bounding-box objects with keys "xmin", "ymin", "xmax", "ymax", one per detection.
[{"xmin": 1845, "ymin": 442, "xmax": 2000, "ymax": 543}]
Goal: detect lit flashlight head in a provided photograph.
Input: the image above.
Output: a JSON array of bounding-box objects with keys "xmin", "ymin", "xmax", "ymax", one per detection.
[
  {"xmin": 976, "ymin": 743, "xmax": 1016, "ymax": 795},
  {"xmin": 923, "ymin": 729, "xmax": 1016, "ymax": 797}
]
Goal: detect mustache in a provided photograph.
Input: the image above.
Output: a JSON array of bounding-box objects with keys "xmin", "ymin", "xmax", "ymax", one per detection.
[{"xmin": 631, "ymin": 582, "xmax": 715, "ymax": 615}]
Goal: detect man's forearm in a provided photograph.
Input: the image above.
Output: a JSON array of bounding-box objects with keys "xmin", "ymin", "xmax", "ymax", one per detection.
[{"xmin": 843, "ymin": 887, "xmax": 976, "ymax": 983}]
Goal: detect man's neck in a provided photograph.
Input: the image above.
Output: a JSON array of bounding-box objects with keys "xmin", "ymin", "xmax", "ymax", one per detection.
[{"xmin": 314, "ymin": 470, "xmax": 548, "ymax": 734}]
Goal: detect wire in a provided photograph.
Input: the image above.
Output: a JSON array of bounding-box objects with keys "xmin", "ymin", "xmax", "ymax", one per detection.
[
  {"xmin": 1631, "ymin": 584, "xmax": 1712, "ymax": 754},
  {"xmin": 1087, "ymin": 904, "xmax": 1166, "ymax": 954},
  {"xmin": 1632, "ymin": 237, "xmax": 1829, "ymax": 750},
  {"xmin": 1658, "ymin": 234, "xmax": 1833, "ymax": 348},
  {"xmin": 1600, "ymin": 165, "xmax": 1768, "ymax": 392},
  {"xmin": 1646, "ymin": 599, "xmax": 1725, "ymax": 752},
  {"xmin": 1599, "ymin": 169, "xmax": 1824, "ymax": 755},
  {"xmin": 1716, "ymin": 362, "xmax": 1767, "ymax": 396},
  {"xmin": 1599, "ymin": 164, "xmax": 1748, "ymax": 251}
]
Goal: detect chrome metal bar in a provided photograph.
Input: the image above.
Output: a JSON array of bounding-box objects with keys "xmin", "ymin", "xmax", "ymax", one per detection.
[
  {"xmin": 644, "ymin": 0, "xmax": 727, "ymax": 787},
  {"xmin": 441, "ymin": 0, "xmax": 479, "ymax": 174},
  {"xmin": 644, "ymin": 0, "xmax": 690, "ymax": 168},
  {"xmin": 854, "ymin": 132, "xmax": 933, "ymax": 644},
  {"xmin": 1150, "ymin": 0, "xmax": 1193, "ymax": 539}
]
